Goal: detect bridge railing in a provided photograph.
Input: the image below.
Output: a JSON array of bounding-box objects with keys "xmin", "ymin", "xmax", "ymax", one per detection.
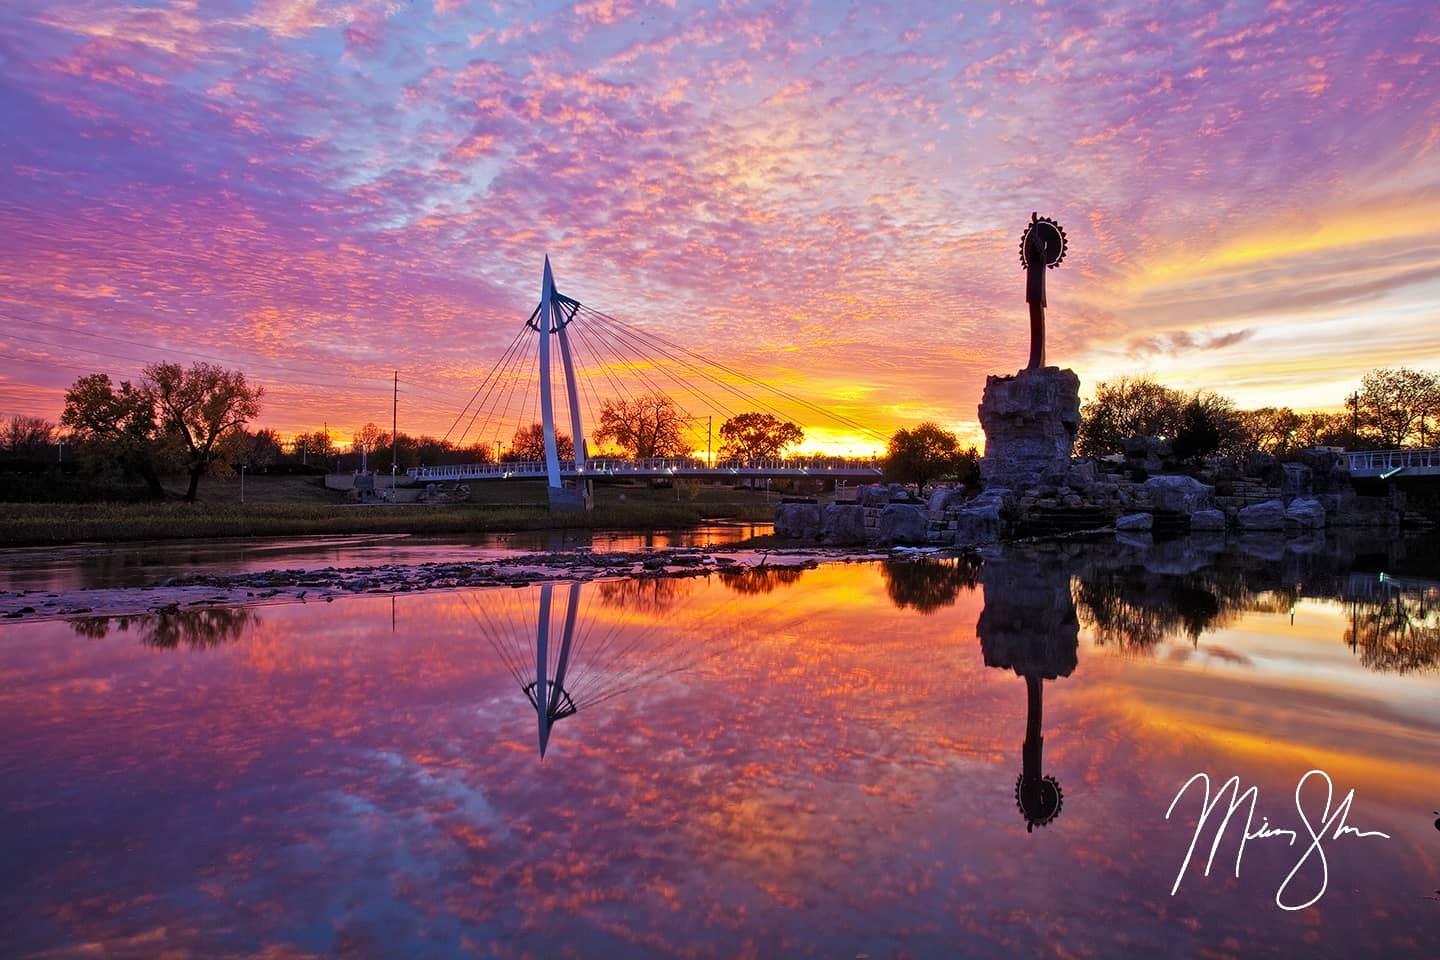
[
  {"xmin": 407, "ymin": 456, "xmax": 884, "ymax": 481},
  {"xmin": 1345, "ymin": 447, "xmax": 1440, "ymax": 477}
]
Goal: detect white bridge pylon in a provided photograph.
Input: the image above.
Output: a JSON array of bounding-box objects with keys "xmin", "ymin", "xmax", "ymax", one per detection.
[{"xmin": 533, "ymin": 256, "xmax": 591, "ymax": 510}]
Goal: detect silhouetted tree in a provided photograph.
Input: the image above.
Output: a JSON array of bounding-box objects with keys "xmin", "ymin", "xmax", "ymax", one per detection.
[
  {"xmin": 146, "ymin": 362, "xmax": 263, "ymax": 501},
  {"xmin": 351, "ymin": 421, "xmax": 387, "ymax": 469},
  {"xmin": 1173, "ymin": 392, "xmax": 1243, "ymax": 463},
  {"xmin": 717, "ymin": 412, "xmax": 804, "ymax": 462},
  {"xmin": 883, "ymin": 422, "xmax": 976, "ymax": 492},
  {"xmin": 1077, "ymin": 376, "xmax": 1186, "ymax": 457},
  {"xmin": 1355, "ymin": 367, "xmax": 1440, "ymax": 448},
  {"xmin": 509, "ymin": 422, "xmax": 573, "ymax": 461},
  {"xmin": 594, "ymin": 393, "xmax": 691, "ymax": 459},
  {"xmin": 291, "ymin": 428, "xmax": 335, "ymax": 464},
  {"xmin": 3, "ymin": 415, "xmax": 55, "ymax": 455},
  {"xmin": 61, "ymin": 373, "xmax": 167, "ymax": 497}
]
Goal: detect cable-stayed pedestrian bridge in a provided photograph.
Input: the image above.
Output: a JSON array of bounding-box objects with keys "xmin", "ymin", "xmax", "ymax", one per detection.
[
  {"xmin": 410, "ymin": 456, "xmax": 883, "ymax": 483},
  {"xmin": 431, "ymin": 258, "xmax": 888, "ymax": 509},
  {"xmin": 1345, "ymin": 448, "xmax": 1440, "ymax": 479}
]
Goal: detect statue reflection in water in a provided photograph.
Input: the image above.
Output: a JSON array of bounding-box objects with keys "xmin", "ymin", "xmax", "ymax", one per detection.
[
  {"xmin": 975, "ymin": 550, "xmax": 1079, "ymax": 832},
  {"xmin": 462, "ymin": 581, "xmax": 698, "ymax": 758}
]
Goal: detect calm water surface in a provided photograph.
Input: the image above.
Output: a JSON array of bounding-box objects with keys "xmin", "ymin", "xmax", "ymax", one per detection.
[
  {"xmin": 1, "ymin": 538, "xmax": 1437, "ymax": 958},
  {"xmin": 0, "ymin": 523, "xmax": 772, "ymax": 592}
]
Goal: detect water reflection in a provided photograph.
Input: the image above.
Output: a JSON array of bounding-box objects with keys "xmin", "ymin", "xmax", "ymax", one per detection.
[
  {"xmin": 1344, "ymin": 578, "xmax": 1440, "ymax": 674},
  {"xmin": 595, "ymin": 576, "xmax": 693, "ymax": 613},
  {"xmin": 1066, "ymin": 540, "xmax": 1440, "ymax": 672},
  {"xmin": 976, "ymin": 549, "xmax": 1077, "ymax": 832},
  {"xmin": 3, "ymin": 540, "xmax": 1439, "ymax": 958},
  {"xmin": 881, "ymin": 554, "xmax": 982, "ymax": 614},
  {"xmin": 461, "ymin": 581, "xmax": 704, "ymax": 757},
  {"xmin": 71, "ymin": 607, "xmax": 259, "ymax": 649},
  {"xmin": 717, "ymin": 564, "xmax": 806, "ymax": 594}
]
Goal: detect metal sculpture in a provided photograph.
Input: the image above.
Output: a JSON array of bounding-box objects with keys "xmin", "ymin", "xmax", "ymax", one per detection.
[{"xmin": 1018, "ymin": 212, "xmax": 1068, "ymax": 370}]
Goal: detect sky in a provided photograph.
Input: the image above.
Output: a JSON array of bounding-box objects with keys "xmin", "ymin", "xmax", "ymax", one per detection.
[{"xmin": 1, "ymin": 0, "xmax": 1438, "ymax": 455}]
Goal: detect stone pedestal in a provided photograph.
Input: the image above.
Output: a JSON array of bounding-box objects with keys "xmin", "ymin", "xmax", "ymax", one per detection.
[{"xmin": 978, "ymin": 366, "xmax": 1081, "ymax": 490}]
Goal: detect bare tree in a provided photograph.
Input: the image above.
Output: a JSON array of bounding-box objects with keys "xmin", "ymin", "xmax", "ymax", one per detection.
[
  {"xmin": 4, "ymin": 415, "xmax": 55, "ymax": 454},
  {"xmin": 593, "ymin": 393, "xmax": 691, "ymax": 459},
  {"xmin": 145, "ymin": 362, "xmax": 264, "ymax": 502},
  {"xmin": 509, "ymin": 422, "xmax": 572, "ymax": 461},
  {"xmin": 1355, "ymin": 367, "xmax": 1440, "ymax": 448},
  {"xmin": 1076, "ymin": 376, "xmax": 1186, "ymax": 457}
]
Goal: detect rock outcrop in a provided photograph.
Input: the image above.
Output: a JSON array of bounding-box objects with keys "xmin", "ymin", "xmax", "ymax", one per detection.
[
  {"xmin": 774, "ymin": 501, "xmax": 822, "ymax": 540},
  {"xmin": 978, "ymin": 366, "xmax": 1081, "ymax": 490}
]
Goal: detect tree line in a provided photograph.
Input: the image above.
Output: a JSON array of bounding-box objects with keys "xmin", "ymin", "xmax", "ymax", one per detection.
[
  {"xmin": 15, "ymin": 362, "xmax": 1435, "ymax": 502},
  {"xmin": 16, "ymin": 369, "xmax": 829, "ymax": 500},
  {"xmin": 1076, "ymin": 367, "xmax": 1440, "ymax": 460}
]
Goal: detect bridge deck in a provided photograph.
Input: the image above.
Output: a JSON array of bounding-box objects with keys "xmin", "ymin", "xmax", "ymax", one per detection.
[
  {"xmin": 1345, "ymin": 448, "xmax": 1440, "ymax": 479},
  {"xmin": 409, "ymin": 457, "xmax": 884, "ymax": 482}
]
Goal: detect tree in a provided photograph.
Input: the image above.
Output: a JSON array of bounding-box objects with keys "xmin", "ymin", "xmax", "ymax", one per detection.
[
  {"xmin": 1076, "ymin": 377, "xmax": 1186, "ymax": 457},
  {"xmin": 351, "ymin": 421, "xmax": 387, "ymax": 471},
  {"xmin": 593, "ymin": 393, "xmax": 691, "ymax": 459},
  {"xmin": 61, "ymin": 373, "xmax": 167, "ymax": 498},
  {"xmin": 460, "ymin": 441, "xmax": 495, "ymax": 464},
  {"xmin": 244, "ymin": 428, "xmax": 283, "ymax": 469},
  {"xmin": 1172, "ymin": 392, "xmax": 1243, "ymax": 463},
  {"xmin": 292, "ymin": 428, "xmax": 335, "ymax": 464},
  {"xmin": 4, "ymin": 415, "xmax": 55, "ymax": 454},
  {"xmin": 1355, "ymin": 367, "xmax": 1440, "ymax": 448},
  {"xmin": 1295, "ymin": 411, "xmax": 1351, "ymax": 449},
  {"xmin": 882, "ymin": 422, "xmax": 978, "ymax": 491},
  {"xmin": 1236, "ymin": 407, "xmax": 1304, "ymax": 457},
  {"xmin": 352, "ymin": 422, "xmax": 386, "ymax": 455},
  {"xmin": 717, "ymin": 412, "xmax": 804, "ymax": 462},
  {"xmin": 509, "ymin": 422, "xmax": 573, "ymax": 461},
  {"xmin": 145, "ymin": 362, "xmax": 263, "ymax": 502}
]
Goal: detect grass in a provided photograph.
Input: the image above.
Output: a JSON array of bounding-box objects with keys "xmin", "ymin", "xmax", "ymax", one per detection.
[{"xmin": 0, "ymin": 474, "xmax": 781, "ymax": 546}]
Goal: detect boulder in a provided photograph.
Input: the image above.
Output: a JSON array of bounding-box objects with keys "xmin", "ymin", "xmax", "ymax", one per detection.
[
  {"xmin": 877, "ymin": 503, "xmax": 928, "ymax": 544},
  {"xmin": 857, "ymin": 483, "xmax": 909, "ymax": 507},
  {"xmin": 1142, "ymin": 475, "xmax": 1215, "ymax": 514},
  {"xmin": 774, "ymin": 502, "xmax": 822, "ymax": 540},
  {"xmin": 1115, "ymin": 512, "xmax": 1154, "ymax": 531},
  {"xmin": 953, "ymin": 502, "xmax": 1003, "ymax": 545},
  {"xmin": 1123, "ymin": 435, "xmax": 1172, "ymax": 474},
  {"xmin": 1284, "ymin": 497, "xmax": 1326, "ymax": 530},
  {"xmin": 820, "ymin": 504, "xmax": 868, "ymax": 545},
  {"xmin": 1189, "ymin": 508, "xmax": 1227, "ymax": 532},
  {"xmin": 927, "ymin": 486, "xmax": 968, "ymax": 514},
  {"xmin": 1237, "ymin": 499, "xmax": 1286, "ymax": 531}
]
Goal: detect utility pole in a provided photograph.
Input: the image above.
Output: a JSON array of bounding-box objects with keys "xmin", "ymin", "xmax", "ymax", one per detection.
[
  {"xmin": 392, "ymin": 370, "xmax": 399, "ymax": 504},
  {"xmin": 707, "ymin": 415, "xmax": 712, "ymax": 467}
]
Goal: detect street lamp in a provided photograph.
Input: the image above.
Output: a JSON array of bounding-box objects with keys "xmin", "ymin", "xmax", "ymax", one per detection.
[{"xmin": 240, "ymin": 463, "xmax": 246, "ymax": 504}]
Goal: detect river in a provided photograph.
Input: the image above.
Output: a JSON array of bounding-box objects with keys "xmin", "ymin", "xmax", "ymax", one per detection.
[{"xmin": 0, "ymin": 533, "xmax": 1437, "ymax": 958}]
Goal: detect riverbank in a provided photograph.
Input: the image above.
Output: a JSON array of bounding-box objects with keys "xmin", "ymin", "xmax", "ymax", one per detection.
[
  {"xmin": 0, "ymin": 546, "xmax": 890, "ymax": 623},
  {"xmin": 0, "ymin": 476, "xmax": 779, "ymax": 546}
]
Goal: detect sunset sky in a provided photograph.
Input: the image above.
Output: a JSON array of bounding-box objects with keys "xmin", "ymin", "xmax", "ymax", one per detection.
[{"xmin": 2, "ymin": 0, "xmax": 1438, "ymax": 454}]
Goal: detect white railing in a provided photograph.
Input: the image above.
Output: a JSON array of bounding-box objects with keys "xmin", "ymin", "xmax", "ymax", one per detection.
[
  {"xmin": 407, "ymin": 457, "xmax": 884, "ymax": 482},
  {"xmin": 1345, "ymin": 447, "xmax": 1440, "ymax": 478}
]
